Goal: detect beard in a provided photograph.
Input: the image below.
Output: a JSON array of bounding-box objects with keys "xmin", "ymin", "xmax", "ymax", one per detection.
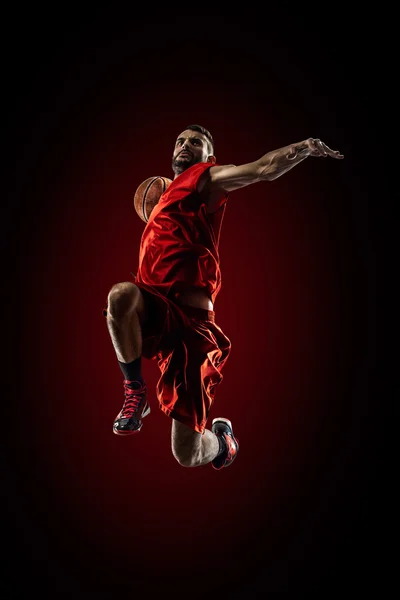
[{"xmin": 171, "ymin": 152, "xmax": 199, "ymax": 175}]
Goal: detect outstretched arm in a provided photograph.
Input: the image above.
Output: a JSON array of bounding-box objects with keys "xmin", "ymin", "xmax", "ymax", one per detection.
[{"xmin": 207, "ymin": 138, "xmax": 344, "ymax": 193}]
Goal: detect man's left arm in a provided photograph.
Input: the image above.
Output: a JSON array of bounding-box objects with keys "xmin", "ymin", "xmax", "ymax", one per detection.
[{"xmin": 207, "ymin": 138, "xmax": 344, "ymax": 193}]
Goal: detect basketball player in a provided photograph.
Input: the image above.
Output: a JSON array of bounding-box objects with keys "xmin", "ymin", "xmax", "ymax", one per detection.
[{"xmin": 104, "ymin": 125, "xmax": 344, "ymax": 470}]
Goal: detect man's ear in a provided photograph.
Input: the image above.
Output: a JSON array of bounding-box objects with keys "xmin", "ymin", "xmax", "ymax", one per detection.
[{"xmin": 207, "ymin": 155, "xmax": 216, "ymax": 164}]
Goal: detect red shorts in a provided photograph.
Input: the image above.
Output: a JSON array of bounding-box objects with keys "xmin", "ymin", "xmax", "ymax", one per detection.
[{"xmin": 103, "ymin": 281, "xmax": 231, "ymax": 434}]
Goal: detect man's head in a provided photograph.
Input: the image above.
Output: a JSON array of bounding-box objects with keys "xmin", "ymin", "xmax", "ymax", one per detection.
[{"xmin": 172, "ymin": 124, "xmax": 216, "ymax": 176}]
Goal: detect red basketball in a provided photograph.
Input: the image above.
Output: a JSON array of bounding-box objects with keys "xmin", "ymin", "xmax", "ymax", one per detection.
[{"xmin": 133, "ymin": 176, "xmax": 172, "ymax": 223}]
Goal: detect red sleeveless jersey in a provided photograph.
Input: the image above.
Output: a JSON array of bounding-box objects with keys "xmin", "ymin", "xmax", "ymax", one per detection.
[{"xmin": 135, "ymin": 162, "xmax": 228, "ymax": 305}]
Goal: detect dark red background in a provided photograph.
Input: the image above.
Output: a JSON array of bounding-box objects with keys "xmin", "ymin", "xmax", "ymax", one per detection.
[{"xmin": 5, "ymin": 10, "xmax": 380, "ymax": 598}]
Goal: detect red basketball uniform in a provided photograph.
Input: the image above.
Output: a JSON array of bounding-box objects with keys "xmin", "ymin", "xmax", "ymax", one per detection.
[
  {"xmin": 136, "ymin": 161, "xmax": 227, "ymax": 304},
  {"xmin": 106, "ymin": 162, "xmax": 232, "ymax": 434}
]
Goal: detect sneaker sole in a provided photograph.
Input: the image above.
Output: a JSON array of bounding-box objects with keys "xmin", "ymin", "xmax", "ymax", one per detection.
[
  {"xmin": 113, "ymin": 403, "xmax": 151, "ymax": 436},
  {"xmin": 226, "ymin": 437, "xmax": 239, "ymax": 467},
  {"xmin": 211, "ymin": 418, "xmax": 239, "ymax": 469}
]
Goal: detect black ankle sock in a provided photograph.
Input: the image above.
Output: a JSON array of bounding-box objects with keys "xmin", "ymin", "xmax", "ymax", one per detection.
[
  {"xmin": 118, "ymin": 357, "xmax": 143, "ymax": 386},
  {"xmin": 216, "ymin": 434, "xmax": 227, "ymax": 457}
]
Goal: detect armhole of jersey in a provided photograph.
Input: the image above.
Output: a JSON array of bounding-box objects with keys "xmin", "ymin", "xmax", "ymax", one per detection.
[{"xmin": 208, "ymin": 196, "xmax": 228, "ymax": 214}]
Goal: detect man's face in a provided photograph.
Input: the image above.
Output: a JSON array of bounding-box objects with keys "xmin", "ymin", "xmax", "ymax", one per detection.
[{"xmin": 172, "ymin": 129, "xmax": 214, "ymax": 175}]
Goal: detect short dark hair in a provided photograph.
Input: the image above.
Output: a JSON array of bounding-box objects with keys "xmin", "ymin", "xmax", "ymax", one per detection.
[{"xmin": 185, "ymin": 124, "xmax": 214, "ymax": 154}]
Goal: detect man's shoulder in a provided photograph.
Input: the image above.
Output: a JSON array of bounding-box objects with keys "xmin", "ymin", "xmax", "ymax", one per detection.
[
  {"xmin": 197, "ymin": 163, "xmax": 235, "ymax": 194},
  {"xmin": 197, "ymin": 165, "xmax": 231, "ymax": 214},
  {"xmin": 210, "ymin": 163, "xmax": 236, "ymax": 171}
]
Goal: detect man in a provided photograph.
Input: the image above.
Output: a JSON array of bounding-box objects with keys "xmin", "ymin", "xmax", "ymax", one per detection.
[{"xmin": 104, "ymin": 124, "xmax": 344, "ymax": 470}]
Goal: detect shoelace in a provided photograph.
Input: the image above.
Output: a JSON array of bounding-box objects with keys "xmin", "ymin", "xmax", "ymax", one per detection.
[{"xmin": 120, "ymin": 380, "xmax": 145, "ymax": 419}]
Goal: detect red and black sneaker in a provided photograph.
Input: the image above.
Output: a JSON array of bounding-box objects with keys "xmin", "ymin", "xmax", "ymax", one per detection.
[
  {"xmin": 211, "ymin": 418, "xmax": 239, "ymax": 470},
  {"xmin": 113, "ymin": 379, "xmax": 150, "ymax": 436}
]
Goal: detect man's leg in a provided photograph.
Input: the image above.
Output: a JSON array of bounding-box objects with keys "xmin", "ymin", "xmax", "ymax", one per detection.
[
  {"xmin": 171, "ymin": 420, "xmax": 219, "ymax": 467},
  {"xmin": 171, "ymin": 419, "xmax": 239, "ymax": 469},
  {"xmin": 106, "ymin": 281, "xmax": 146, "ymax": 363},
  {"xmin": 106, "ymin": 282, "xmax": 149, "ymax": 435}
]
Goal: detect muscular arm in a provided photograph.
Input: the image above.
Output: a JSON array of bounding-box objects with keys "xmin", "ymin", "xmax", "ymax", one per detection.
[{"xmin": 206, "ymin": 138, "xmax": 344, "ymax": 193}]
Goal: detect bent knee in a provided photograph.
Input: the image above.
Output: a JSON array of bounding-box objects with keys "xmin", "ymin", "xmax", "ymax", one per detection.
[
  {"xmin": 171, "ymin": 422, "xmax": 202, "ymax": 468},
  {"xmin": 107, "ymin": 282, "xmax": 144, "ymax": 319},
  {"xmin": 172, "ymin": 449, "xmax": 199, "ymax": 468}
]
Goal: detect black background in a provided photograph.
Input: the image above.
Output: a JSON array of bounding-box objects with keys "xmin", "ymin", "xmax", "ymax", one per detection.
[{"xmin": 4, "ymin": 8, "xmax": 382, "ymax": 598}]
